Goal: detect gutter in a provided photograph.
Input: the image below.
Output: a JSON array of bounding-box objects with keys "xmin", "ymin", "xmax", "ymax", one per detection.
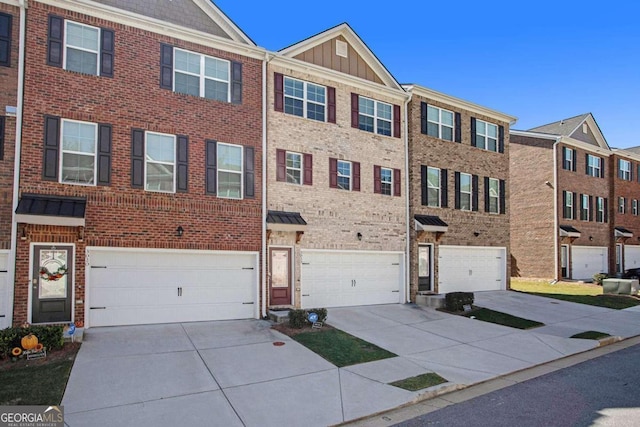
[
  {"xmin": 403, "ymin": 92, "xmax": 412, "ymax": 303},
  {"xmin": 552, "ymin": 136, "xmax": 562, "ymax": 281},
  {"xmin": 260, "ymin": 52, "xmax": 268, "ymax": 319}
]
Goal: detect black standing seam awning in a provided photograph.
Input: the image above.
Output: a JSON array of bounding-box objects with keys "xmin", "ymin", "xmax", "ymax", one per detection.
[
  {"xmin": 615, "ymin": 226, "xmax": 633, "ymax": 238},
  {"xmin": 266, "ymin": 210, "xmax": 307, "ymax": 231},
  {"xmin": 559, "ymin": 225, "xmax": 581, "ymax": 237},
  {"xmin": 15, "ymin": 194, "xmax": 86, "ymax": 227},
  {"xmin": 414, "ymin": 215, "xmax": 448, "ymax": 232}
]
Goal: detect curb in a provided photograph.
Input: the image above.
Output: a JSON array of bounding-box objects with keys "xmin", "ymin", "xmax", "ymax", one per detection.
[{"xmin": 598, "ymin": 335, "xmax": 622, "ymax": 347}]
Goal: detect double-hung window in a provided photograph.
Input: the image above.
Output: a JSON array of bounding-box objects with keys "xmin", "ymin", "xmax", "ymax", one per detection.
[
  {"xmin": 286, "ymin": 151, "xmax": 302, "ymax": 184},
  {"xmin": 380, "ymin": 167, "xmax": 392, "ymax": 196},
  {"xmin": 145, "ymin": 132, "xmax": 176, "ymax": 193},
  {"xmin": 459, "ymin": 173, "xmax": 472, "ymax": 211},
  {"xmin": 586, "ymin": 154, "xmax": 602, "ymax": 177},
  {"xmin": 563, "ymin": 191, "xmax": 574, "ymax": 219},
  {"xmin": 0, "ymin": 12, "xmax": 11, "ymax": 67},
  {"xmin": 619, "ymin": 197, "xmax": 626, "ymax": 214},
  {"xmin": 427, "ymin": 167, "xmax": 441, "ymax": 207},
  {"xmin": 174, "ymin": 48, "xmax": 230, "ymax": 102},
  {"xmin": 581, "ymin": 194, "xmax": 589, "ymax": 221},
  {"xmin": 596, "ymin": 197, "xmax": 605, "ymax": 222},
  {"xmin": 65, "ymin": 21, "xmax": 100, "ymax": 75},
  {"xmin": 562, "ymin": 147, "xmax": 574, "ymax": 171},
  {"xmin": 284, "ymin": 77, "xmax": 326, "ymax": 122},
  {"xmin": 359, "ymin": 96, "xmax": 392, "ymax": 136},
  {"xmin": 337, "ymin": 160, "xmax": 352, "ymax": 190},
  {"xmin": 488, "ymin": 178, "xmax": 499, "ymax": 214},
  {"xmin": 619, "ymin": 159, "xmax": 631, "ymax": 180},
  {"xmin": 217, "ymin": 143, "xmax": 243, "ymax": 199},
  {"xmin": 634, "ymin": 199, "xmax": 638, "ymax": 216},
  {"xmin": 60, "ymin": 119, "xmax": 97, "ymax": 185},
  {"xmin": 475, "ymin": 119, "xmax": 498, "ymax": 152},
  {"xmin": 426, "ymin": 105, "xmax": 454, "ymax": 141}
]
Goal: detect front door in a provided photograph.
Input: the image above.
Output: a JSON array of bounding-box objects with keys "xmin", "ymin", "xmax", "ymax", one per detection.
[
  {"xmin": 616, "ymin": 243, "xmax": 623, "ymax": 274},
  {"xmin": 561, "ymin": 245, "xmax": 569, "ymax": 278},
  {"xmin": 32, "ymin": 245, "xmax": 73, "ymax": 324},
  {"xmin": 418, "ymin": 245, "xmax": 431, "ymax": 292},
  {"xmin": 270, "ymin": 248, "xmax": 291, "ymax": 306}
]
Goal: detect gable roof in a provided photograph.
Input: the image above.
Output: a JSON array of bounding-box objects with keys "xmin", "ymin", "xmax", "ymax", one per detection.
[
  {"xmin": 277, "ymin": 23, "xmax": 402, "ymax": 91},
  {"xmin": 527, "ymin": 113, "xmax": 609, "ymax": 150}
]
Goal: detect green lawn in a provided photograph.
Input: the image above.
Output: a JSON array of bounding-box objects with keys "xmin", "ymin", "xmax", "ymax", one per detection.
[
  {"xmin": 511, "ymin": 279, "xmax": 602, "ymax": 296},
  {"xmin": 0, "ymin": 358, "xmax": 74, "ymax": 405},
  {"xmin": 570, "ymin": 331, "xmax": 611, "ymax": 340},
  {"xmin": 389, "ymin": 373, "xmax": 448, "ymax": 391},
  {"xmin": 293, "ymin": 328, "xmax": 396, "ymax": 367},
  {"xmin": 526, "ymin": 292, "xmax": 640, "ymax": 309},
  {"xmin": 466, "ymin": 308, "xmax": 544, "ymax": 330}
]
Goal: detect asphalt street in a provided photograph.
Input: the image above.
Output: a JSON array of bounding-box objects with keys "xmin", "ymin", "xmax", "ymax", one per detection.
[{"xmin": 395, "ymin": 343, "xmax": 640, "ymax": 427}]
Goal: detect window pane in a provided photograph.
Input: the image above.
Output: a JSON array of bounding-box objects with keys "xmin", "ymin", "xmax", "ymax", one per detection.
[
  {"xmin": 377, "ymin": 103, "xmax": 392, "ymax": 120},
  {"xmin": 204, "ymin": 57, "xmax": 228, "ymax": 81},
  {"xmin": 427, "ymin": 122, "xmax": 439, "ymax": 138},
  {"xmin": 174, "ymin": 50, "xmax": 200, "ymax": 74},
  {"xmin": 287, "ymin": 169, "xmax": 301, "ymax": 184},
  {"xmin": 377, "ymin": 119, "xmax": 391, "ymax": 136},
  {"xmin": 338, "ymin": 176, "xmax": 350, "ymax": 190},
  {"xmin": 204, "ymin": 79, "xmax": 228, "ymax": 102},
  {"xmin": 427, "ymin": 168, "xmax": 439, "ymax": 188},
  {"xmin": 218, "ymin": 144, "xmax": 242, "ymax": 172},
  {"xmin": 175, "ymin": 72, "xmax": 200, "ymax": 96},
  {"xmin": 218, "ymin": 171, "xmax": 242, "ymax": 198},
  {"xmin": 460, "ymin": 175, "xmax": 471, "ymax": 192},
  {"xmin": 476, "ymin": 120, "xmax": 486, "ymax": 135},
  {"xmin": 359, "ymin": 115, "xmax": 374, "ymax": 132},
  {"xmin": 284, "ymin": 97, "xmax": 304, "ymax": 117},
  {"xmin": 66, "ymin": 23, "xmax": 98, "ymax": 51},
  {"xmin": 66, "ymin": 49, "xmax": 98, "ymax": 75},
  {"xmin": 62, "ymin": 153, "xmax": 95, "ymax": 184},
  {"xmin": 147, "ymin": 134, "xmax": 175, "ymax": 163},
  {"xmin": 338, "ymin": 161, "xmax": 351, "ymax": 176},
  {"xmin": 381, "ymin": 168, "xmax": 392, "ymax": 182},
  {"xmin": 62, "ymin": 122, "xmax": 96, "ymax": 153},
  {"xmin": 441, "ymin": 110, "xmax": 453, "ymax": 126},
  {"xmin": 489, "ymin": 180, "xmax": 499, "ymax": 197},
  {"xmin": 284, "ymin": 78, "xmax": 304, "ymax": 98},
  {"xmin": 286, "ymin": 153, "xmax": 301, "ymax": 169},
  {"xmin": 427, "ymin": 106, "xmax": 439, "ymax": 122},
  {"xmin": 476, "ymin": 135, "xmax": 486, "ymax": 149},
  {"xmin": 490, "ymin": 198, "xmax": 498, "ymax": 213},
  {"xmin": 307, "ymin": 103, "xmax": 325, "ymax": 121},
  {"xmin": 488, "ymin": 137, "xmax": 497, "ymax": 152},
  {"xmin": 359, "ymin": 97, "xmax": 374, "ymax": 116},
  {"xmin": 487, "ymin": 124, "xmax": 498, "ymax": 138},
  {"xmin": 428, "ymin": 188, "xmax": 439, "ymax": 207},
  {"xmin": 441, "ymin": 126, "xmax": 453, "ymax": 141},
  {"xmin": 461, "ymin": 194, "xmax": 471, "ymax": 211},
  {"xmin": 146, "ymin": 163, "xmax": 174, "ymax": 192},
  {"xmin": 307, "ymin": 83, "xmax": 325, "ymax": 104}
]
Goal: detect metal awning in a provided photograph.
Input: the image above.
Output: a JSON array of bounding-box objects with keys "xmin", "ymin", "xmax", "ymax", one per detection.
[
  {"xmin": 15, "ymin": 194, "xmax": 86, "ymax": 227},
  {"xmin": 559, "ymin": 225, "xmax": 581, "ymax": 238},
  {"xmin": 615, "ymin": 227, "xmax": 633, "ymax": 238},
  {"xmin": 266, "ymin": 210, "xmax": 307, "ymax": 232},
  {"xmin": 414, "ymin": 215, "xmax": 448, "ymax": 233}
]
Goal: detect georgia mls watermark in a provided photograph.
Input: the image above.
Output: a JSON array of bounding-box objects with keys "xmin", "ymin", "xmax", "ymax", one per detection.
[{"xmin": 0, "ymin": 406, "xmax": 64, "ymax": 427}]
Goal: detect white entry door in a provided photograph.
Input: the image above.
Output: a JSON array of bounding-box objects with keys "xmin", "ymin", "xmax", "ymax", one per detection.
[
  {"xmin": 300, "ymin": 250, "xmax": 403, "ymax": 308},
  {"xmin": 0, "ymin": 251, "xmax": 9, "ymax": 330},
  {"xmin": 87, "ymin": 248, "xmax": 258, "ymax": 327},
  {"xmin": 438, "ymin": 246, "xmax": 507, "ymax": 293},
  {"xmin": 571, "ymin": 246, "xmax": 608, "ymax": 280}
]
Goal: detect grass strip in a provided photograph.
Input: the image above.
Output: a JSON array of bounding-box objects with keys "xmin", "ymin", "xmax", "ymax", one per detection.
[
  {"xmin": 389, "ymin": 373, "xmax": 448, "ymax": 391},
  {"xmin": 466, "ymin": 307, "xmax": 544, "ymax": 329}
]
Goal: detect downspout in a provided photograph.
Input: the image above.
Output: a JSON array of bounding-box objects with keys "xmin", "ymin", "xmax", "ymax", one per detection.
[
  {"xmin": 260, "ymin": 52, "xmax": 270, "ymax": 319},
  {"xmin": 403, "ymin": 92, "xmax": 412, "ymax": 303},
  {"xmin": 552, "ymin": 137, "xmax": 561, "ymax": 281},
  {"xmin": 8, "ymin": 0, "xmax": 27, "ymax": 326}
]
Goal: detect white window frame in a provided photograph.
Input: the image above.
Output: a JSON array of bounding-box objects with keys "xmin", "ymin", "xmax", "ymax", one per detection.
[
  {"xmin": 173, "ymin": 47, "xmax": 230, "ymax": 102},
  {"xmin": 460, "ymin": 172, "xmax": 472, "ymax": 211},
  {"xmin": 217, "ymin": 142, "xmax": 243, "ymax": 199},
  {"xmin": 619, "ymin": 159, "xmax": 631, "ymax": 180},
  {"xmin": 426, "ymin": 105, "xmax": 454, "ymax": 141},
  {"xmin": 63, "ymin": 20, "xmax": 100, "ymax": 76},
  {"xmin": 283, "ymin": 76, "xmax": 326, "ymax": 122},
  {"xmin": 587, "ymin": 154, "xmax": 602, "ymax": 177},
  {"xmin": 475, "ymin": 119, "xmax": 498, "ymax": 152},
  {"xmin": 337, "ymin": 160, "xmax": 352, "ymax": 191},
  {"xmin": 634, "ymin": 199, "xmax": 638, "ymax": 216},
  {"xmin": 359, "ymin": 96, "xmax": 392, "ymax": 136},
  {"xmin": 427, "ymin": 166, "xmax": 440, "ymax": 208},
  {"xmin": 563, "ymin": 147, "xmax": 574, "ymax": 170},
  {"xmin": 144, "ymin": 131, "xmax": 176, "ymax": 194},
  {"xmin": 488, "ymin": 177, "xmax": 499, "ymax": 214},
  {"xmin": 59, "ymin": 119, "xmax": 98, "ymax": 186},
  {"xmin": 596, "ymin": 196, "xmax": 605, "ymax": 223},
  {"xmin": 564, "ymin": 191, "xmax": 574, "ymax": 219},
  {"xmin": 581, "ymin": 194, "xmax": 589, "ymax": 221},
  {"xmin": 380, "ymin": 167, "xmax": 392, "ymax": 196},
  {"xmin": 286, "ymin": 151, "xmax": 302, "ymax": 185},
  {"xmin": 619, "ymin": 196, "xmax": 626, "ymax": 214}
]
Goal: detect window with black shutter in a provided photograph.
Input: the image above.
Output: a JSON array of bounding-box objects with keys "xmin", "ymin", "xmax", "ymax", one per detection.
[{"xmin": 0, "ymin": 12, "xmax": 12, "ymax": 67}]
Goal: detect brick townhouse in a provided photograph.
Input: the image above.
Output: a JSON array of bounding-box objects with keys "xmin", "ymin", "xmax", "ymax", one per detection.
[
  {"xmin": 510, "ymin": 113, "xmax": 612, "ymax": 280},
  {"xmin": 0, "ymin": 0, "xmax": 18, "ymax": 329},
  {"xmin": 405, "ymin": 85, "xmax": 516, "ymax": 298},
  {"xmin": 265, "ymin": 23, "xmax": 409, "ymax": 309},
  {"xmin": 11, "ymin": 0, "xmax": 265, "ymax": 328}
]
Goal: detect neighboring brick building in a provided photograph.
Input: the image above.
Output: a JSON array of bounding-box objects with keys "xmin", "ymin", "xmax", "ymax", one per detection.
[
  {"xmin": 405, "ymin": 85, "xmax": 515, "ymax": 298},
  {"xmin": 265, "ymin": 24, "xmax": 409, "ymax": 309},
  {"xmin": 510, "ymin": 113, "xmax": 613, "ymax": 280},
  {"xmin": 610, "ymin": 149, "xmax": 640, "ymax": 274},
  {"xmin": 12, "ymin": 0, "xmax": 265, "ymax": 327},
  {"xmin": 0, "ymin": 1, "xmax": 19, "ymax": 329}
]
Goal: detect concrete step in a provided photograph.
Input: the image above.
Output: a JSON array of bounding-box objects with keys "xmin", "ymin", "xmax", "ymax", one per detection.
[
  {"xmin": 415, "ymin": 293, "xmax": 445, "ymax": 309},
  {"xmin": 268, "ymin": 310, "xmax": 290, "ymax": 324}
]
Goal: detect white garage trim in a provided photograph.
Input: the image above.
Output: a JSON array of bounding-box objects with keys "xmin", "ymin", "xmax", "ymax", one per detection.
[
  {"xmin": 438, "ymin": 246, "xmax": 507, "ymax": 293},
  {"xmin": 0, "ymin": 251, "xmax": 9, "ymax": 330},
  {"xmin": 300, "ymin": 249, "xmax": 405, "ymax": 309},
  {"xmin": 624, "ymin": 245, "xmax": 640, "ymax": 270},
  {"xmin": 571, "ymin": 246, "xmax": 607, "ymax": 281},
  {"xmin": 85, "ymin": 247, "xmax": 260, "ymax": 327}
]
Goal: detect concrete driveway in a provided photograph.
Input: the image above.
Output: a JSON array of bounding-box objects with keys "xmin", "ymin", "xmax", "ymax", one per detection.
[{"xmin": 62, "ymin": 292, "xmax": 640, "ymax": 426}]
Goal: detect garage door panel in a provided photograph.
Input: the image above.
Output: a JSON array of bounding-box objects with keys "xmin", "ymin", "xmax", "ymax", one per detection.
[
  {"xmin": 572, "ymin": 246, "xmax": 607, "ymax": 280},
  {"xmin": 625, "ymin": 246, "xmax": 640, "ymax": 269},
  {"xmin": 439, "ymin": 246, "xmax": 506, "ymax": 294},
  {"xmin": 0, "ymin": 252, "xmax": 8, "ymax": 330}
]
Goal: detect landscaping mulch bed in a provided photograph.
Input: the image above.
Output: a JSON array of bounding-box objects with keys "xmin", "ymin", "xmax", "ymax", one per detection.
[
  {"xmin": 0, "ymin": 342, "xmax": 81, "ymax": 372},
  {"xmin": 272, "ymin": 321, "xmax": 335, "ymax": 337}
]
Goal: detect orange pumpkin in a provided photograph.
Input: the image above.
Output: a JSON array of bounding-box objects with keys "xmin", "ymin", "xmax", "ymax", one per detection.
[
  {"xmin": 75, "ymin": 320, "xmax": 84, "ymax": 328},
  {"xmin": 11, "ymin": 347, "xmax": 22, "ymax": 357},
  {"xmin": 21, "ymin": 334, "xmax": 38, "ymax": 350},
  {"xmin": 34, "ymin": 343, "xmax": 44, "ymax": 352}
]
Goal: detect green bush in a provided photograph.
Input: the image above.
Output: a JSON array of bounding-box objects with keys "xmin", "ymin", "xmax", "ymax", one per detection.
[
  {"xmin": 445, "ymin": 292, "xmax": 474, "ymax": 312},
  {"xmin": 288, "ymin": 308, "xmax": 328, "ymax": 329},
  {"xmin": 0, "ymin": 325, "xmax": 64, "ymax": 358},
  {"xmin": 593, "ymin": 273, "xmax": 607, "ymax": 285}
]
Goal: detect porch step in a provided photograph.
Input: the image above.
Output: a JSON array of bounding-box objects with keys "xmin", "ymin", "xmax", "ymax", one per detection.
[
  {"xmin": 268, "ymin": 310, "xmax": 290, "ymax": 324},
  {"xmin": 415, "ymin": 293, "xmax": 445, "ymax": 309}
]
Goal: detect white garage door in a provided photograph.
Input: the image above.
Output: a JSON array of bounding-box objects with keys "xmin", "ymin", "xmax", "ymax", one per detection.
[
  {"xmin": 0, "ymin": 251, "xmax": 9, "ymax": 330},
  {"xmin": 300, "ymin": 250, "xmax": 403, "ymax": 308},
  {"xmin": 438, "ymin": 246, "xmax": 506, "ymax": 293},
  {"xmin": 87, "ymin": 248, "xmax": 258, "ymax": 327},
  {"xmin": 625, "ymin": 246, "xmax": 640, "ymax": 270},
  {"xmin": 572, "ymin": 246, "xmax": 607, "ymax": 280}
]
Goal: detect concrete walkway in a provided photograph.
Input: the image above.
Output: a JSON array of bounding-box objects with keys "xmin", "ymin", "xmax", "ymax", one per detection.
[{"xmin": 61, "ymin": 291, "xmax": 640, "ymax": 426}]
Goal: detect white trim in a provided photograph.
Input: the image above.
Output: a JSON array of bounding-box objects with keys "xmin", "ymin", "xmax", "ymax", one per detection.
[
  {"xmin": 616, "ymin": 243, "xmax": 624, "ymax": 273},
  {"xmin": 0, "ymin": 250, "xmax": 10, "ymax": 329},
  {"xmin": 414, "ymin": 219, "xmax": 448, "ymax": 233},
  {"xmin": 282, "ymin": 76, "xmax": 327, "ymax": 123},
  {"xmin": 173, "ymin": 47, "xmax": 231, "ymax": 102},
  {"xmin": 268, "ymin": 245, "xmax": 295, "ymax": 307},
  {"xmin": 216, "ymin": 141, "xmax": 244, "ymax": 199},
  {"xmin": 87, "ymin": 246, "xmax": 260, "ymax": 257},
  {"xmin": 63, "ymin": 20, "xmax": 100, "ymax": 75},
  {"xmin": 59, "ymin": 119, "xmax": 98, "ymax": 186},
  {"xmin": 15, "ymin": 214, "xmax": 85, "ymax": 227},
  {"xmin": 511, "ymin": 130, "xmax": 611, "ymax": 156},
  {"xmin": 285, "ymin": 150, "xmax": 303, "ymax": 185},
  {"xmin": 144, "ymin": 131, "xmax": 176, "ymax": 193},
  {"xmin": 266, "ymin": 223, "xmax": 306, "ymax": 232},
  {"xmin": 567, "ymin": 114, "xmax": 609, "ymax": 150},
  {"xmin": 0, "ymin": 0, "xmax": 21, "ymax": 6},
  {"xmin": 380, "ymin": 166, "xmax": 393, "ymax": 196},
  {"xmin": 615, "ymin": 229, "xmax": 633, "ymax": 238},
  {"xmin": 418, "ymin": 243, "xmax": 434, "ymax": 292},
  {"xmin": 191, "ymin": 0, "xmax": 256, "ymax": 45},
  {"xmin": 261, "ymin": 53, "xmax": 268, "ymax": 318},
  {"xmin": 300, "ymin": 249, "xmax": 404, "ymax": 255},
  {"xmin": 425, "ymin": 104, "xmax": 454, "ymax": 141},
  {"xmin": 337, "ymin": 159, "xmax": 352, "ymax": 191},
  {"xmin": 559, "ymin": 227, "xmax": 581, "ymax": 238}
]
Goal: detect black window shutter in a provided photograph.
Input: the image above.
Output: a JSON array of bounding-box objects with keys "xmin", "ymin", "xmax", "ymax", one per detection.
[
  {"xmin": 0, "ymin": 117, "xmax": 4, "ymax": 160},
  {"xmin": 373, "ymin": 165, "xmax": 381, "ymax": 194},
  {"xmin": 420, "ymin": 165, "xmax": 427, "ymax": 205},
  {"xmin": 205, "ymin": 139, "xmax": 217, "ymax": 195},
  {"xmin": 393, "ymin": 168, "xmax": 401, "ymax": 197},
  {"xmin": 274, "ymin": 73, "xmax": 284, "ymax": 112},
  {"xmin": 498, "ymin": 125, "xmax": 505, "ymax": 153},
  {"xmin": 231, "ymin": 61, "xmax": 242, "ymax": 104},
  {"xmin": 484, "ymin": 176, "xmax": 490, "ymax": 212},
  {"xmin": 470, "ymin": 117, "xmax": 476, "ymax": 147},
  {"xmin": 454, "ymin": 171, "xmax": 461, "ymax": 209},
  {"xmin": 604, "ymin": 198, "xmax": 608, "ymax": 222},
  {"xmin": 100, "ymin": 28, "xmax": 114, "ymax": 77},
  {"xmin": 327, "ymin": 87, "xmax": 336, "ymax": 123},
  {"xmin": 572, "ymin": 149, "xmax": 577, "ymax": 171},
  {"xmin": 631, "ymin": 162, "xmax": 634, "ymax": 181},
  {"xmin": 420, "ymin": 102, "xmax": 428, "ymax": 134},
  {"xmin": 244, "ymin": 146, "xmax": 255, "ymax": 198},
  {"xmin": 160, "ymin": 43, "xmax": 173, "ymax": 89},
  {"xmin": 176, "ymin": 135, "xmax": 188, "ymax": 193},
  {"xmin": 97, "ymin": 123, "xmax": 112, "ymax": 186},
  {"xmin": 131, "ymin": 129, "xmax": 144, "ymax": 188},
  {"xmin": 617, "ymin": 159, "xmax": 621, "ymax": 179},
  {"xmin": 47, "ymin": 15, "xmax": 64, "ymax": 67},
  {"xmin": 351, "ymin": 93, "xmax": 359, "ymax": 128},
  {"xmin": 562, "ymin": 191, "xmax": 567, "ymax": 219},
  {"xmin": 352, "ymin": 161, "xmax": 361, "ymax": 191},
  {"xmin": 579, "ymin": 193, "xmax": 584, "ymax": 219},
  {"xmin": 573, "ymin": 192, "xmax": 577, "ymax": 219},
  {"xmin": 589, "ymin": 195, "xmax": 594, "ymax": 221},
  {"xmin": 585, "ymin": 153, "xmax": 589, "ymax": 175},
  {"xmin": 303, "ymin": 153, "xmax": 313, "ymax": 185},
  {"xmin": 0, "ymin": 12, "xmax": 12, "ymax": 67},
  {"xmin": 276, "ymin": 149, "xmax": 286, "ymax": 182},
  {"xmin": 329, "ymin": 158, "xmax": 338, "ymax": 188},
  {"xmin": 441, "ymin": 169, "xmax": 448, "ymax": 207},
  {"xmin": 499, "ymin": 179, "xmax": 506, "ymax": 214},
  {"xmin": 600, "ymin": 157, "xmax": 605, "ymax": 178},
  {"xmin": 562, "ymin": 147, "xmax": 567, "ymax": 169},
  {"xmin": 455, "ymin": 112, "xmax": 462, "ymax": 143},
  {"xmin": 393, "ymin": 104, "xmax": 401, "ymax": 138},
  {"xmin": 472, "ymin": 174, "xmax": 479, "ymax": 211},
  {"xmin": 43, "ymin": 115, "xmax": 60, "ymax": 181}
]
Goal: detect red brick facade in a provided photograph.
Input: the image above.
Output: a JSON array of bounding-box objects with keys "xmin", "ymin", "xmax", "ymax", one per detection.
[{"xmin": 611, "ymin": 153, "xmax": 640, "ymax": 271}]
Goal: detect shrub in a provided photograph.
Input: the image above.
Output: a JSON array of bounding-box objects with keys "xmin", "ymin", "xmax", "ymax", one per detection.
[
  {"xmin": 593, "ymin": 273, "xmax": 607, "ymax": 285},
  {"xmin": 288, "ymin": 308, "xmax": 328, "ymax": 329},
  {"xmin": 0, "ymin": 325, "xmax": 64, "ymax": 358},
  {"xmin": 445, "ymin": 292, "xmax": 474, "ymax": 312}
]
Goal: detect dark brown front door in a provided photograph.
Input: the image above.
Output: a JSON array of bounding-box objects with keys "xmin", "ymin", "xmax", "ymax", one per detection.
[
  {"xmin": 32, "ymin": 245, "xmax": 73, "ymax": 324},
  {"xmin": 270, "ymin": 248, "xmax": 291, "ymax": 306}
]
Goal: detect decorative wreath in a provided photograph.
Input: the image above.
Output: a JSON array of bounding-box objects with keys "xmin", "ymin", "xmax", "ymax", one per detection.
[{"xmin": 39, "ymin": 265, "xmax": 68, "ymax": 281}]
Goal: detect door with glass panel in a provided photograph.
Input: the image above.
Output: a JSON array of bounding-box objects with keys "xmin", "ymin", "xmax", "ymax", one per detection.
[{"xmin": 32, "ymin": 245, "xmax": 73, "ymax": 323}]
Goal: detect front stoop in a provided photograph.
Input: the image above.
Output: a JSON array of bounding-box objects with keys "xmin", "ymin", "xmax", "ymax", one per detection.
[
  {"xmin": 415, "ymin": 293, "xmax": 445, "ymax": 309},
  {"xmin": 268, "ymin": 310, "xmax": 290, "ymax": 324}
]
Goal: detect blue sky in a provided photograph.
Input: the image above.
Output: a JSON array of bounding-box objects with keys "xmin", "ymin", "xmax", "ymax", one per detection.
[{"xmin": 215, "ymin": 0, "xmax": 640, "ymax": 148}]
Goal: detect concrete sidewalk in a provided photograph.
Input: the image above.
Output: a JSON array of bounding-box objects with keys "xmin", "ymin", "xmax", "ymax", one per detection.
[{"xmin": 61, "ymin": 291, "xmax": 640, "ymax": 426}]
